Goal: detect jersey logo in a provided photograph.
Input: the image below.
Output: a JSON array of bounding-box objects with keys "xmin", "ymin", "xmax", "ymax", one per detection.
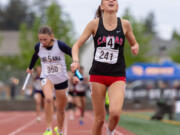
[
  {"xmin": 116, "ymin": 30, "xmax": 121, "ymax": 33},
  {"xmin": 97, "ymin": 36, "xmax": 124, "ymax": 46}
]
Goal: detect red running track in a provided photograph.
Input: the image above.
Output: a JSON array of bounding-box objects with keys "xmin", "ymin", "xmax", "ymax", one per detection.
[{"xmin": 0, "ymin": 111, "xmax": 135, "ymax": 135}]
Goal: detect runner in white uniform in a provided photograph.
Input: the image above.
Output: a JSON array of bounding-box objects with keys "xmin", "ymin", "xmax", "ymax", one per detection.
[
  {"xmin": 27, "ymin": 26, "xmax": 71, "ymax": 135},
  {"xmin": 39, "ymin": 39, "xmax": 69, "ymax": 85}
]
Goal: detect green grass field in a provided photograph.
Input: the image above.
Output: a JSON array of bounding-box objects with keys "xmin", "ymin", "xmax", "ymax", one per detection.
[{"xmin": 108, "ymin": 111, "xmax": 180, "ymax": 135}]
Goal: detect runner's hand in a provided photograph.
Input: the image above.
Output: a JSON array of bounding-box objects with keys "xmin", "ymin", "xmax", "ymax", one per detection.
[
  {"xmin": 72, "ymin": 76, "xmax": 79, "ymax": 84},
  {"xmin": 71, "ymin": 61, "xmax": 79, "ymax": 73},
  {"xmin": 26, "ymin": 68, "xmax": 33, "ymax": 74},
  {"xmin": 131, "ymin": 44, "xmax": 139, "ymax": 55}
]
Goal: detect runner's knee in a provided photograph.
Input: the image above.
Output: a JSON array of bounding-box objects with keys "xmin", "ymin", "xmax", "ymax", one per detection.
[
  {"xmin": 109, "ymin": 110, "xmax": 120, "ymax": 120},
  {"xmin": 94, "ymin": 115, "xmax": 105, "ymax": 125},
  {"xmin": 36, "ymin": 101, "xmax": 41, "ymax": 106},
  {"xmin": 45, "ymin": 97, "xmax": 53, "ymax": 104}
]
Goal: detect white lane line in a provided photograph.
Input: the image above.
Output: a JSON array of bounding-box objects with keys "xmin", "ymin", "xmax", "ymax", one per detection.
[
  {"xmin": 8, "ymin": 118, "xmax": 36, "ymax": 135},
  {"xmin": 86, "ymin": 112, "xmax": 123, "ymax": 135},
  {"xmin": 0, "ymin": 115, "xmax": 22, "ymax": 124}
]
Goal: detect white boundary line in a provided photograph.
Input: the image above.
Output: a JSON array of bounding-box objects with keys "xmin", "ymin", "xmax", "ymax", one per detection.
[
  {"xmin": 86, "ymin": 112, "xmax": 123, "ymax": 135},
  {"xmin": 8, "ymin": 118, "xmax": 37, "ymax": 135},
  {"xmin": 0, "ymin": 115, "xmax": 22, "ymax": 124}
]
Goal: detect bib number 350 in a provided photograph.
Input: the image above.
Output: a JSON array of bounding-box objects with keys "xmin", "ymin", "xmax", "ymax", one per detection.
[
  {"xmin": 95, "ymin": 47, "xmax": 118, "ymax": 64},
  {"xmin": 45, "ymin": 64, "xmax": 61, "ymax": 75}
]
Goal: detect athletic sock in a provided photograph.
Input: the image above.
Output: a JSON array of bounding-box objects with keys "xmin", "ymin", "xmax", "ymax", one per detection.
[
  {"xmin": 47, "ymin": 127, "xmax": 52, "ymax": 131},
  {"xmin": 57, "ymin": 128, "xmax": 63, "ymax": 135},
  {"xmin": 107, "ymin": 128, "xmax": 114, "ymax": 135},
  {"xmin": 58, "ymin": 131, "xmax": 63, "ymax": 135}
]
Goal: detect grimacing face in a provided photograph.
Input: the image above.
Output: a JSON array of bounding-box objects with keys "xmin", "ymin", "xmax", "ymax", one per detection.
[
  {"xmin": 101, "ymin": 0, "xmax": 118, "ymax": 13},
  {"xmin": 38, "ymin": 34, "xmax": 52, "ymax": 47}
]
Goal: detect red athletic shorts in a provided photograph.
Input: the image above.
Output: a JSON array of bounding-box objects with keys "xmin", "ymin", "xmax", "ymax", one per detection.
[{"xmin": 90, "ymin": 75, "xmax": 126, "ymax": 87}]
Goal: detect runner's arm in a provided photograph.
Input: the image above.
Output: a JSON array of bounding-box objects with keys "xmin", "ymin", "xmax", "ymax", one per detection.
[
  {"xmin": 124, "ymin": 19, "xmax": 139, "ymax": 55},
  {"xmin": 58, "ymin": 40, "xmax": 72, "ymax": 57},
  {"xmin": 71, "ymin": 20, "xmax": 96, "ymax": 73},
  {"xmin": 72, "ymin": 20, "xmax": 95, "ymax": 62},
  {"xmin": 28, "ymin": 43, "xmax": 40, "ymax": 69}
]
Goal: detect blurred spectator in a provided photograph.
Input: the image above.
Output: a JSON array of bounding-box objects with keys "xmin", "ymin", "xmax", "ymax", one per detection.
[
  {"xmin": 173, "ymin": 80, "xmax": 180, "ymax": 100},
  {"xmin": 151, "ymin": 80, "xmax": 175, "ymax": 120},
  {"xmin": 9, "ymin": 77, "xmax": 19, "ymax": 99},
  {"xmin": 0, "ymin": 81, "xmax": 6, "ymax": 99}
]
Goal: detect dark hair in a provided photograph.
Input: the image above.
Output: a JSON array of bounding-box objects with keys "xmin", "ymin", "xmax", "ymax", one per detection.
[
  {"xmin": 95, "ymin": 5, "xmax": 102, "ymax": 18},
  {"xmin": 38, "ymin": 26, "xmax": 53, "ymax": 35}
]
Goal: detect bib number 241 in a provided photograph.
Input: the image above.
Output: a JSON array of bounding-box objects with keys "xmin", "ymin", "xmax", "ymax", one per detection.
[{"xmin": 95, "ymin": 47, "xmax": 118, "ymax": 64}]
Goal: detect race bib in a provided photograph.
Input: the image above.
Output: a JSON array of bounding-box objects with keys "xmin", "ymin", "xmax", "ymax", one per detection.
[
  {"xmin": 44, "ymin": 63, "xmax": 61, "ymax": 75},
  {"xmin": 95, "ymin": 47, "xmax": 119, "ymax": 64}
]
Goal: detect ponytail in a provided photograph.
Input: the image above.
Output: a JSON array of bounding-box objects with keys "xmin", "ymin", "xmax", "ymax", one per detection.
[{"xmin": 95, "ymin": 5, "xmax": 102, "ymax": 18}]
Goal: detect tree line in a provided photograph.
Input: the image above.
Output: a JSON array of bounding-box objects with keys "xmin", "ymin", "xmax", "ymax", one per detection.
[{"xmin": 0, "ymin": 0, "xmax": 35, "ymax": 30}]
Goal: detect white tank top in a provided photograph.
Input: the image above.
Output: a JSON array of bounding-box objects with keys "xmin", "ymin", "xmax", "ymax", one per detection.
[{"xmin": 38, "ymin": 40, "xmax": 68, "ymax": 84}]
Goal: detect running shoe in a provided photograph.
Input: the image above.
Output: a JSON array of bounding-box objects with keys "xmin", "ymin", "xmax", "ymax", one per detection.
[
  {"xmin": 36, "ymin": 116, "xmax": 41, "ymax": 122},
  {"xmin": 54, "ymin": 126, "xmax": 63, "ymax": 135},
  {"xmin": 79, "ymin": 119, "xmax": 84, "ymax": 125},
  {"xmin": 43, "ymin": 130, "xmax": 53, "ymax": 135},
  {"xmin": 106, "ymin": 127, "xmax": 114, "ymax": 135}
]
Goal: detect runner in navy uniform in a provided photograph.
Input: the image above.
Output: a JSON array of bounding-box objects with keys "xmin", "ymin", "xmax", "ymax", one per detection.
[
  {"xmin": 27, "ymin": 26, "xmax": 71, "ymax": 135},
  {"xmin": 71, "ymin": 0, "xmax": 139, "ymax": 135}
]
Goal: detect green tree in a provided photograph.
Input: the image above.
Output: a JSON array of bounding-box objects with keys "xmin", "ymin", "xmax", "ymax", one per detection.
[
  {"xmin": 31, "ymin": 0, "xmax": 49, "ymax": 20},
  {"xmin": 170, "ymin": 30, "xmax": 180, "ymax": 63},
  {"xmin": 144, "ymin": 12, "xmax": 156, "ymax": 35},
  {"xmin": 0, "ymin": 7, "xmax": 4, "ymax": 28},
  {"xmin": 0, "ymin": 34, "xmax": 3, "ymax": 47},
  {"xmin": 46, "ymin": 2, "xmax": 75, "ymax": 45},
  {"xmin": 32, "ymin": 17, "xmax": 41, "ymax": 44},
  {"xmin": 171, "ymin": 30, "xmax": 180, "ymax": 40},
  {"xmin": 122, "ymin": 8, "xmax": 152, "ymax": 67},
  {"xmin": 18, "ymin": 23, "xmax": 34, "ymax": 68},
  {"xmin": 0, "ymin": 0, "xmax": 35, "ymax": 30}
]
